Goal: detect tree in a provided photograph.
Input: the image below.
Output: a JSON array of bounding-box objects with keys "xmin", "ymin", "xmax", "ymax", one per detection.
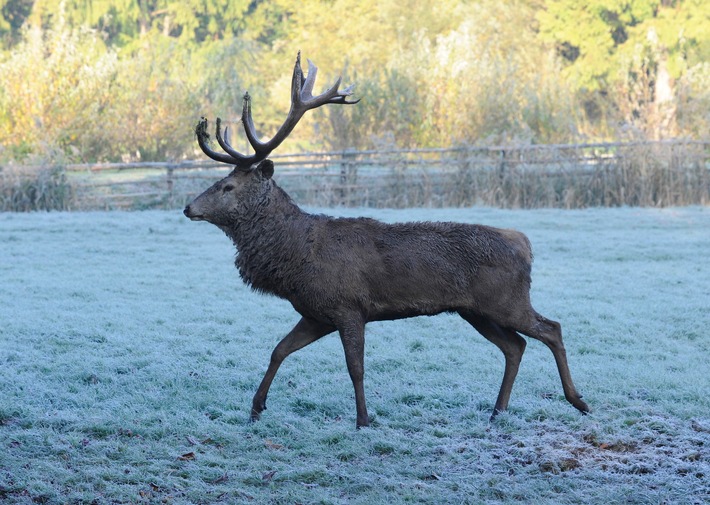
[
  {"xmin": 0, "ymin": 0, "xmax": 33, "ymax": 47},
  {"xmin": 11, "ymin": 0, "xmax": 255, "ymax": 46},
  {"xmin": 0, "ymin": 19, "xmax": 118, "ymax": 162},
  {"xmin": 417, "ymin": 0, "xmax": 578, "ymax": 145},
  {"xmin": 538, "ymin": 0, "xmax": 710, "ymax": 137},
  {"xmin": 538, "ymin": 0, "xmax": 657, "ymax": 91}
]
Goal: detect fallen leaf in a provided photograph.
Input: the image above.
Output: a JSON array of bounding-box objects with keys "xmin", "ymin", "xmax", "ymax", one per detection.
[
  {"xmin": 210, "ymin": 473, "xmax": 229, "ymax": 484},
  {"xmin": 262, "ymin": 470, "xmax": 276, "ymax": 483},
  {"xmin": 559, "ymin": 458, "xmax": 581, "ymax": 472},
  {"xmin": 681, "ymin": 452, "xmax": 701, "ymax": 462},
  {"xmin": 691, "ymin": 420, "xmax": 710, "ymax": 433},
  {"xmin": 201, "ymin": 437, "xmax": 223, "ymax": 447},
  {"xmin": 264, "ymin": 439, "xmax": 284, "ymax": 450},
  {"xmin": 186, "ymin": 436, "xmax": 198, "ymax": 446},
  {"xmin": 178, "ymin": 452, "xmax": 196, "ymax": 461},
  {"xmin": 539, "ymin": 461, "xmax": 558, "ymax": 474}
]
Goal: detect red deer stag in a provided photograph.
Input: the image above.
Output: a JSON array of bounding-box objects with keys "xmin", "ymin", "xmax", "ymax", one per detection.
[{"xmin": 184, "ymin": 52, "xmax": 589, "ymax": 428}]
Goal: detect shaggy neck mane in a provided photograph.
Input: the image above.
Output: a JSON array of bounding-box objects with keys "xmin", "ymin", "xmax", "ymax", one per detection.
[{"xmin": 221, "ymin": 182, "xmax": 316, "ymax": 297}]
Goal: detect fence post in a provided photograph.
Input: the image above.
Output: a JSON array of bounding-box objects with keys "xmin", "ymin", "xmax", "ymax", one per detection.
[
  {"xmin": 166, "ymin": 165, "xmax": 175, "ymax": 208},
  {"xmin": 496, "ymin": 148, "xmax": 508, "ymax": 207},
  {"xmin": 339, "ymin": 149, "xmax": 357, "ymax": 205},
  {"xmin": 497, "ymin": 148, "xmax": 507, "ymax": 179}
]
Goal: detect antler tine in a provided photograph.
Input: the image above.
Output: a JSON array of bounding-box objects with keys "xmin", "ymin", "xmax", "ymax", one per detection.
[
  {"xmin": 334, "ymin": 83, "xmax": 360, "ymax": 104},
  {"xmin": 305, "ymin": 74, "xmax": 360, "ymax": 107},
  {"xmin": 291, "ymin": 51, "xmax": 306, "ymax": 106},
  {"xmin": 301, "ymin": 58, "xmax": 319, "ymax": 100},
  {"xmin": 299, "ymin": 57, "xmax": 359, "ymax": 106},
  {"xmin": 215, "ymin": 117, "xmax": 251, "ymax": 164},
  {"xmin": 223, "ymin": 123, "xmax": 231, "ymax": 147},
  {"xmin": 252, "ymin": 53, "xmax": 358, "ymax": 154},
  {"xmin": 241, "ymin": 92, "xmax": 265, "ymax": 153},
  {"xmin": 196, "ymin": 52, "xmax": 358, "ymax": 170},
  {"xmin": 195, "ymin": 117, "xmax": 241, "ymax": 165}
]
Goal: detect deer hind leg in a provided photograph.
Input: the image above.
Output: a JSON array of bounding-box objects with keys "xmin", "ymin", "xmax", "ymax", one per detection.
[
  {"xmin": 251, "ymin": 317, "xmax": 334, "ymax": 422},
  {"xmin": 515, "ymin": 311, "xmax": 589, "ymax": 414},
  {"xmin": 459, "ymin": 310, "xmax": 527, "ymax": 420}
]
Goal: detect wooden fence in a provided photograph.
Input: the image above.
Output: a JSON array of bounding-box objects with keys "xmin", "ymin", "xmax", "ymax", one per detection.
[{"xmin": 1, "ymin": 140, "xmax": 708, "ymax": 210}]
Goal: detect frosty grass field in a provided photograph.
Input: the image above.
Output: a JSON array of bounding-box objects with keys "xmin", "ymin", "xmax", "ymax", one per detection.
[{"xmin": 1, "ymin": 205, "xmax": 709, "ymax": 504}]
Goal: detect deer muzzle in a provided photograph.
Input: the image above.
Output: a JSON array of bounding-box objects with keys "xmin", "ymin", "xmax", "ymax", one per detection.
[{"xmin": 183, "ymin": 204, "xmax": 204, "ymax": 221}]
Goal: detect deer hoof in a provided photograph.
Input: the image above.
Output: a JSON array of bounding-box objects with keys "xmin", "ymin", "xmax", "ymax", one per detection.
[
  {"xmin": 489, "ymin": 407, "xmax": 505, "ymax": 422},
  {"xmin": 250, "ymin": 401, "xmax": 266, "ymax": 422},
  {"xmin": 355, "ymin": 415, "xmax": 371, "ymax": 429},
  {"xmin": 572, "ymin": 397, "xmax": 590, "ymax": 414}
]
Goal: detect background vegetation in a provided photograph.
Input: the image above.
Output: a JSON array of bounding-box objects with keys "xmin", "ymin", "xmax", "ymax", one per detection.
[{"xmin": 0, "ymin": 0, "xmax": 708, "ymax": 165}]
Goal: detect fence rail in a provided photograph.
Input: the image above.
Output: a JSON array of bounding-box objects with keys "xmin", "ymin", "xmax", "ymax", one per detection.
[{"xmin": 1, "ymin": 140, "xmax": 709, "ymax": 211}]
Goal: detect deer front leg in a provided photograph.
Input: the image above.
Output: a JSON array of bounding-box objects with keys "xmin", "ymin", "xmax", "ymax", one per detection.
[
  {"xmin": 251, "ymin": 317, "xmax": 334, "ymax": 421},
  {"xmin": 338, "ymin": 318, "xmax": 369, "ymax": 428}
]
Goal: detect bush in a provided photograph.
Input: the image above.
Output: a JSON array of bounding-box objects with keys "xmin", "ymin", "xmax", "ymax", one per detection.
[
  {"xmin": 0, "ymin": 22, "xmax": 203, "ymax": 164},
  {"xmin": 0, "ymin": 22, "xmax": 118, "ymax": 163},
  {"xmin": 676, "ymin": 63, "xmax": 710, "ymax": 139},
  {"xmin": 0, "ymin": 165, "xmax": 72, "ymax": 211}
]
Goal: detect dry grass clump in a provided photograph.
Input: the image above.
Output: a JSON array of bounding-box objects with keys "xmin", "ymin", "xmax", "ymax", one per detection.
[{"xmin": 0, "ymin": 165, "xmax": 72, "ymax": 211}]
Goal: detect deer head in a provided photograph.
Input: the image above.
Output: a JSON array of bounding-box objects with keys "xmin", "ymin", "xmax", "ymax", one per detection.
[{"xmin": 184, "ymin": 52, "xmax": 357, "ymax": 226}]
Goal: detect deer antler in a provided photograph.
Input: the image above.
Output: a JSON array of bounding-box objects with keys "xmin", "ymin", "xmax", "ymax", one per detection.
[{"xmin": 196, "ymin": 52, "xmax": 358, "ymax": 169}]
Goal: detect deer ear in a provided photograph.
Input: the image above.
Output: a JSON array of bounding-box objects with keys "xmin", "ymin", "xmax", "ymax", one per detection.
[{"xmin": 256, "ymin": 159, "xmax": 274, "ymax": 180}]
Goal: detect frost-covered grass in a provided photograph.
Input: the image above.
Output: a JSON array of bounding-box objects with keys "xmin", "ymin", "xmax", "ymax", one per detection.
[{"xmin": 1, "ymin": 206, "xmax": 709, "ymax": 504}]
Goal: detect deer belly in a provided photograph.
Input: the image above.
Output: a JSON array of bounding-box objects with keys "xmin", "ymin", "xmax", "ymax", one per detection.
[{"xmin": 366, "ymin": 279, "xmax": 462, "ymax": 320}]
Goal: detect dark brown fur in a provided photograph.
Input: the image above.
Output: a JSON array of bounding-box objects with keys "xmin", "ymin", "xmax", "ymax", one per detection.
[{"xmin": 184, "ymin": 160, "xmax": 589, "ymax": 428}]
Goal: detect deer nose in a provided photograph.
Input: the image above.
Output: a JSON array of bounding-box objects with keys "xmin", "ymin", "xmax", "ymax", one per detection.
[{"xmin": 183, "ymin": 205, "xmax": 191, "ymax": 217}]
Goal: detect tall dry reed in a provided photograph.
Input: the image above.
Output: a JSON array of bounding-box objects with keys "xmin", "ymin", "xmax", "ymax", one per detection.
[{"xmin": 0, "ymin": 165, "xmax": 72, "ymax": 211}]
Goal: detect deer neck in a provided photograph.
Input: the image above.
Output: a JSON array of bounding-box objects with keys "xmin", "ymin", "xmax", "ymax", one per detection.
[{"xmin": 221, "ymin": 183, "xmax": 314, "ymax": 296}]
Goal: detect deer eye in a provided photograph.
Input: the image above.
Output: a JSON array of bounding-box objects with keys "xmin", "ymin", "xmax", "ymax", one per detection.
[{"xmin": 222, "ymin": 184, "xmax": 235, "ymax": 193}]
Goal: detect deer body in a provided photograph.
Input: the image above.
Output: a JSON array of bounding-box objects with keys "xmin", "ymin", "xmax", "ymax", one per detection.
[
  {"xmin": 192, "ymin": 177, "xmax": 532, "ymax": 324},
  {"xmin": 184, "ymin": 54, "xmax": 589, "ymax": 428}
]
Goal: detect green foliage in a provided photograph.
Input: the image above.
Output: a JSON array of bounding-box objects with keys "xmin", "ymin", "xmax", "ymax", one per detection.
[
  {"xmin": 317, "ymin": 68, "xmax": 423, "ymax": 151},
  {"xmin": 0, "ymin": 22, "xmax": 202, "ymax": 163},
  {"xmin": 538, "ymin": 0, "xmax": 661, "ymax": 90},
  {"xmin": 166, "ymin": 0, "xmax": 251, "ymax": 41},
  {"xmin": 0, "ymin": 21, "xmax": 118, "ymax": 163},
  {"xmin": 0, "ymin": 0, "xmax": 707, "ymax": 164},
  {"xmin": 538, "ymin": 0, "xmax": 710, "ymax": 137},
  {"xmin": 401, "ymin": 1, "xmax": 578, "ymax": 145},
  {"xmin": 676, "ymin": 62, "xmax": 710, "ymax": 137},
  {"xmin": 12, "ymin": 0, "xmax": 253, "ymax": 45},
  {"xmin": 102, "ymin": 33, "xmax": 202, "ymax": 161},
  {"xmin": 0, "ymin": 0, "xmax": 33, "ymax": 45}
]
